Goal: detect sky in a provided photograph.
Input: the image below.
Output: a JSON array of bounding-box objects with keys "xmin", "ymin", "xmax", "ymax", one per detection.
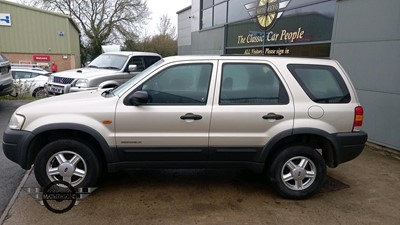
[
  {"xmin": 6, "ymin": 0, "xmax": 192, "ymax": 37},
  {"xmin": 146, "ymin": 0, "xmax": 191, "ymax": 36}
]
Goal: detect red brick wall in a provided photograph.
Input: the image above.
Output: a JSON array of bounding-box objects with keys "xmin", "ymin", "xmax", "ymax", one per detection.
[{"xmin": 3, "ymin": 53, "xmax": 78, "ymax": 72}]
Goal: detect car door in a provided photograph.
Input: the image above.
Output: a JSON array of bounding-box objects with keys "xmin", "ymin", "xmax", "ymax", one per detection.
[
  {"xmin": 209, "ymin": 60, "xmax": 294, "ymax": 162},
  {"xmin": 115, "ymin": 60, "xmax": 217, "ymax": 161}
]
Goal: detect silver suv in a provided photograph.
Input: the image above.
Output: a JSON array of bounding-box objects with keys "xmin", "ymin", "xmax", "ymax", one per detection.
[
  {"xmin": 46, "ymin": 51, "xmax": 161, "ymax": 95},
  {"xmin": 0, "ymin": 54, "xmax": 13, "ymax": 96},
  {"xmin": 3, "ymin": 55, "xmax": 368, "ymax": 199}
]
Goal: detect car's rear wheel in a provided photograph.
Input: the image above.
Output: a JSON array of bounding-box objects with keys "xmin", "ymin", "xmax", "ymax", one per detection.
[
  {"xmin": 268, "ymin": 145, "xmax": 326, "ymax": 199},
  {"xmin": 34, "ymin": 139, "xmax": 101, "ymax": 187},
  {"xmin": 33, "ymin": 87, "xmax": 46, "ymax": 98}
]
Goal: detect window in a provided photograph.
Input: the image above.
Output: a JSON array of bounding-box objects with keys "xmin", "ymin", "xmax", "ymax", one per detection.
[
  {"xmin": 287, "ymin": 64, "xmax": 350, "ymax": 103},
  {"xmin": 30, "ymin": 73, "xmax": 41, "ymax": 78},
  {"xmin": 201, "ymin": 0, "xmax": 227, "ymax": 29},
  {"xmin": 202, "ymin": 0, "xmax": 214, "ymax": 9},
  {"xmin": 140, "ymin": 64, "xmax": 213, "ymax": 105},
  {"xmin": 220, "ymin": 63, "xmax": 289, "ymax": 105},
  {"xmin": 12, "ymin": 71, "xmax": 32, "ymax": 79},
  {"xmin": 88, "ymin": 54, "xmax": 128, "ymax": 70},
  {"xmin": 144, "ymin": 56, "xmax": 161, "ymax": 68},
  {"xmin": 201, "ymin": 8, "xmax": 213, "ymax": 29},
  {"xmin": 128, "ymin": 57, "xmax": 146, "ymax": 71},
  {"xmin": 214, "ymin": 2, "xmax": 227, "ymax": 26},
  {"xmin": 127, "ymin": 56, "xmax": 161, "ymax": 72}
]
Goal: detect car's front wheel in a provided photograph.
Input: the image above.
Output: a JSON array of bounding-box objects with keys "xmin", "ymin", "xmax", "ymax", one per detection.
[
  {"xmin": 268, "ymin": 145, "xmax": 326, "ymax": 199},
  {"xmin": 34, "ymin": 139, "xmax": 101, "ymax": 187}
]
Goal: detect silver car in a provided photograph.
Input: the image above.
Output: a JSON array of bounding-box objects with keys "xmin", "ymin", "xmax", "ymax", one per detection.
[
  {"xmin": 3, "ymin": 55, "xmax": 368, "ymax": 199},
  {"xmin": 0, "ymin": 54, "xmax": 13, "ymax": 96},
  {"xmin": 46, "ymin": 51, "xmax": 161, "ymax": 95}
]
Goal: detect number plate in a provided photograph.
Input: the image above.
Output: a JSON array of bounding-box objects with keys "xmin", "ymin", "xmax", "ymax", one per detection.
[{"xmin": 50, "ymin": 86, "xmax": 63, "ymax": 94}]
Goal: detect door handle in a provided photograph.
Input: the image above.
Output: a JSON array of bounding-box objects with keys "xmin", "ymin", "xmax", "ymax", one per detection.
[
  {"xmin": 180, "ymin": 113, "xmax": 203, "ymax": 120},
  {"xmin": 262, "ymin": 113, "xmax": 284, "ymax": 120}
]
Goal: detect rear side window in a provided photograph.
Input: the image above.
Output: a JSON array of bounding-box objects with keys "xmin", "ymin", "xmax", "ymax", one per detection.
[
  {"xmin": 220, "ymin": 63, "xmax": 289, "ymax": 105},
  {"xmin": 287, "ymin": 64, "xmax": 350, "ymax": 104}
]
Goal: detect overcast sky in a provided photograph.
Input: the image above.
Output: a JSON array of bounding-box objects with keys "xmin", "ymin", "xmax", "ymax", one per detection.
[
  {"xmin": 146, "ymin": 0, "xmax": 191, "ymax": 36},
  {"xmin": 7, "ymin": 0, "xmax": 192, "ymax": 37}
]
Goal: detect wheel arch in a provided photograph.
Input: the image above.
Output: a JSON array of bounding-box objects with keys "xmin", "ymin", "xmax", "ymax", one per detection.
[
  {"xmin": 27, "ymin": 123, "xmax": 118, "ymax": 169},
  {"xmin": 261, "ymin": 128, "xmax": 340, "ymax": 168}
]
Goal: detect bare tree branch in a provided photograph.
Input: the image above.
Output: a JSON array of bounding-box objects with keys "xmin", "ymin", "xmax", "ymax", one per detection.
[
  {"xmin": 24, "ymin": 0, "xmax": 149, "ymax": 58},
  {"xmin": 157, "ymin": 14, "xmax": 176, "ymax": 39}
]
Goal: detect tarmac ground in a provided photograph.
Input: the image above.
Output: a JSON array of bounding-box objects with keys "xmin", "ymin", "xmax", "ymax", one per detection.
[{"xmin": 1, "ymin": 144, "xmax": 400, "ymax": 225}]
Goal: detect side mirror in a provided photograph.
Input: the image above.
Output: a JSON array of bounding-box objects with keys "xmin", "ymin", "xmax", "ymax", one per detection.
[
  {"xmin": 130, "ymin": 91, "xmax": 148, "ymax": 106},
  {"xmin": 128, "ymin": 65, "xmax": 138, "ymax": 72}
]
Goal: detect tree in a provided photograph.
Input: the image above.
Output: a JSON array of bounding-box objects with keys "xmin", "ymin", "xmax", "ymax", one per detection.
[
  {"xmin": 22, "ymin": 0, "xmax": 149, "ymax": 59},
  {"xmin": 157, "ymin": 14, "xmax": 176, "ymax": 39},
  {"xmin": 123, "ymin": 15, "xmax": 177, "ymax": 57}
]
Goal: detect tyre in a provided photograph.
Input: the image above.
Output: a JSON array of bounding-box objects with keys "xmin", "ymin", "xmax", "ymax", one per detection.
[
  {"xmin": 34, "ymin": 139, "xmax": 101, "ymax": 187},
  {"xmin": 33, "ymin": 87, "xmax": 46, "ymax": 98},
  {"xmin": 268, "ymin": 145, "xmax": 326, "ymax": 199}
]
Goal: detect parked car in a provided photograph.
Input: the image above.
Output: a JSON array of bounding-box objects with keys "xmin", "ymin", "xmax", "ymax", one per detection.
[
  {"xmin": 0, "ymin": 54, "xmax": 13, "ymax": 96},
  {"xmin": 3, "ymin": 55, "xmax": 367, "ymax": 199},
  {"xmin": 11, "ymin": 67, "xmax": 51, "ymax": 97},
  {"xmin": 46, "ymin": 51, "xmax": 161, "ymax": 95}
]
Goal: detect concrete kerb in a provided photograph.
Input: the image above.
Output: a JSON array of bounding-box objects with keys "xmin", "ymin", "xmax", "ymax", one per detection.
[{"xmin": 0, "ymin": 168, "xmax": 32, "ymax": 225}]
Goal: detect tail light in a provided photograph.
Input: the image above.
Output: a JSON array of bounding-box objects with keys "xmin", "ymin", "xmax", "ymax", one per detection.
[{"xmin": 353, "ymin": 106, "xmax": 364, "ymax": 131}]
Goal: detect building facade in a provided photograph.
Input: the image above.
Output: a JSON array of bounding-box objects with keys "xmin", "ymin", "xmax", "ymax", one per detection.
[
  {"xmin": 177, "ymin": 0, "xmax": 400, "ymax": 151},
  {"xmin": 0, "ymin": 0, "xmax": 81, "ymax": 71}
]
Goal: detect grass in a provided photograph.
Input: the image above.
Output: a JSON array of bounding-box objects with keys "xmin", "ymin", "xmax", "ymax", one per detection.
[
  {"xmin": 0, "ymin": 80, "xmax": 44, "ymax": 101},
  {"xmin": 0, "ymin": 95, "xmax": 38, "ymax": 101}
]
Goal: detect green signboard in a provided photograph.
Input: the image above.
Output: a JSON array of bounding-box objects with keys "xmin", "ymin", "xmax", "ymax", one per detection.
[{"xmin": 225, "ymin": 0, "xmax": 335, "ymax": 56}]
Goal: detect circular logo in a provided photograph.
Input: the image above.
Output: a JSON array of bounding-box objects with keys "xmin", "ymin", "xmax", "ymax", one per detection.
[
  {"xmin": 257, "ymin": 0, "xmax": 279, "ymax": 29},
  {"xmin": 42, "ymin": 181, "xmax": 77, "ymax": 214}
]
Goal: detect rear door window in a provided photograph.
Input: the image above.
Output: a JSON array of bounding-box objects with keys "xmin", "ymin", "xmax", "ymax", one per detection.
[
  {"xmin": 287, "ymin": 64, "xmax": 350, "ymax": 103},
  {"xmin": 220, "ymin": 63, "xmax": 289, "ymax": 105},
  {"xmin": 144, "ymin": 56, "xmax": 161, "ymax": 68}
]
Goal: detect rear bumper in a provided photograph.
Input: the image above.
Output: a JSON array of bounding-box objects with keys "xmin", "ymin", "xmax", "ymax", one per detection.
[
  {"xmin": 2, "ymin": 128, "xmax": 35, "ymax": 169},
  {"xmin": 0, "ymin": 80, "xmax": 13, "ymax": 96},
  {"xmin": 333, "ymin": 131, "xmax": 368, "ymax": 166}
]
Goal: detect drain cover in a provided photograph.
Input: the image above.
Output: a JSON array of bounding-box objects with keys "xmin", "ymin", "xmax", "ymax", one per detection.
[{"xmin": 320, "ymin": 176, "xmax": 349, "ymax": 193}]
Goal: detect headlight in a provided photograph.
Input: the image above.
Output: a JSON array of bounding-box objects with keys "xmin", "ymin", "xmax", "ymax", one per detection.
[
  {"xmin": 9, "ymin": 113, "xmax": 25, "ymax": 130},
  {"xmin": 48, "ymin": 75, "xmax": 54, "ymax": 83},
  {"xmin": 75, "ymin": 79, "xmax": 89, "ymax": 88}
]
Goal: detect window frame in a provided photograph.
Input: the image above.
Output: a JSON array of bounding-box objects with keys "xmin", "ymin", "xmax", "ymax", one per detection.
[{"xmin": 200, "ymin": 0, "xmax": 228, "ymax": 29}]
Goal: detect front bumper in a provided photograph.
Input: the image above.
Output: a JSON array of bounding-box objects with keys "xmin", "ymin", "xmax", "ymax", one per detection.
[
  {"xmin": 333, "ymin": 131, "xmax": 368, "ymax": 166},
  {"xmin": 2, "ymin": 128, "xmax": 35, "ymax": 169},
  {"xmin": 46, "ymin": 83, "xmax": 71, "ymax": 95},
  {"xmin": 46, "ymin": 83, "xmax": 97, "ymax": 95}
]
